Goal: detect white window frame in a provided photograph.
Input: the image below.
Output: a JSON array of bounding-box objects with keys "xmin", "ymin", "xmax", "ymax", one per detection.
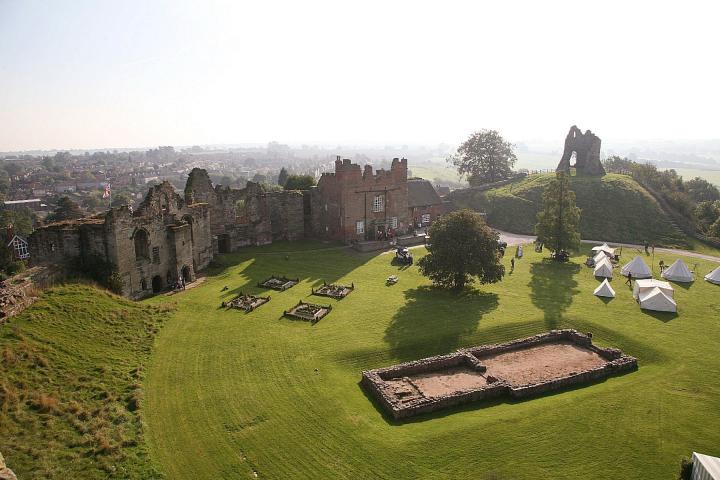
[
  {"xmin": 391, "ymin": 217, "xmax": 398, "ymax": 229},
  {"xmin": 356, "ymin": 221, "xmax": 365, "ymax": 235},
  {"xmin": 13, "ymin": 239, "xmax": 29, "ymax": 259},
  {"xmin": 422, "ymin": 213, "xmax": 431, "ymax": 224},
  {"xmin": 372, "ymin": 194, "xmax": 384, "ymax": 213}
]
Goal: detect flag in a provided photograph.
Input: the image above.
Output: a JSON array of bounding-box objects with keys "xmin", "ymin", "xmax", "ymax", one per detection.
[{"xmin": 102, "ymin": 183, "xmax": 111, "ymax": 199}]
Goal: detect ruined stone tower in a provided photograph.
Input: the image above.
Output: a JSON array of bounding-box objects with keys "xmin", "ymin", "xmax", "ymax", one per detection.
[{"xmin": 556, "ymin": 125, "xmax": 605, "ymax": 176}]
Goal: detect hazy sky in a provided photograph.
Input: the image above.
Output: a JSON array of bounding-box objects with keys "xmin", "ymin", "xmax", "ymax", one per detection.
[{"xmin": 1, "ymin": 0, "xmax": 719, "ymax": 151}]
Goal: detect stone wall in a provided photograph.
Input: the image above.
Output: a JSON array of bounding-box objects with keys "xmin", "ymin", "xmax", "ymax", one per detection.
[{"xmin": 362, "ymin": 329, "xmax": 638, "ymax": 419}]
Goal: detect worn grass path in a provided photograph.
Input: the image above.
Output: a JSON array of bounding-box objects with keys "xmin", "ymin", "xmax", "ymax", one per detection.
[{"xmin": 144, "ymin": 242, "xmax": 720, "ymax": 479}]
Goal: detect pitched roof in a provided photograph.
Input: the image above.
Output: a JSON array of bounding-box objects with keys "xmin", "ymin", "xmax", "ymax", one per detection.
[{"xmin": 407, "ymin": 179, "xmax": 442, "ymax": 208}]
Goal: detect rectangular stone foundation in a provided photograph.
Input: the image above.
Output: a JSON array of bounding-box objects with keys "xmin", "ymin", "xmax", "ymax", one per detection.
[
  {"xmin": 283, "ymin": 301, "xmax": 332, "ymax": 323},
  {"xmin": 361, "ymin": 329, "xmax": 637, "ymax": 419},
  {"xmin": 311, "ymin": 282, "xmax": 354, "ymax": 300},
  {"xmin": 258, "ymin": 276, "xmax": 299, "ymax": 291}
]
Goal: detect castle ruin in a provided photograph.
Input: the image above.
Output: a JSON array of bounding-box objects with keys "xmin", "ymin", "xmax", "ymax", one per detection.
[{"xmin": 556, "ymin": 125, "xmax": 605, "ymax": 176}]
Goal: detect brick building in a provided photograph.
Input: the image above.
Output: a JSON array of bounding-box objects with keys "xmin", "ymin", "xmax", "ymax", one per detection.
[
  {"xmin": 311, "ymin": 157, "xmax": 410, "ymax": 242},
  {"xmin": 407, "ymin": 178, "xmax": 445, "ymax": 229}
]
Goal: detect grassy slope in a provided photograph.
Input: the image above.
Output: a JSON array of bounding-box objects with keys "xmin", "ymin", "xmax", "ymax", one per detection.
[
  {"xmin": 0, "ymin": 285, "xmax": 170, "ymax": 479},
  {"xmin": 145, "ymin": 242, "xmax": 720, "ymax": 480},
  {"xmin": 451, "ymin": 173, "xmax": 688, "ymax": 247}
]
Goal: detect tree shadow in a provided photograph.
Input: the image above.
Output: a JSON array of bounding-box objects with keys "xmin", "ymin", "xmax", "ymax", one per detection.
[
  {"xmin": 383, "ymin": 286, "xmax": 499, "ymax": 361},
  {"xmin": 528, "ymin": 260, "xmax": 581, "ymax": 329}
]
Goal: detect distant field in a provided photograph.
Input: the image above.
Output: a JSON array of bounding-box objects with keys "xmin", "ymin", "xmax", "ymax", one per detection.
[
  {"xmin": 663, "ymin": 167, "xmax": 720, "ymax": 186},
  {"xmin": 144, "ymin": 242, "xmax": 720, "ymax": 479}
]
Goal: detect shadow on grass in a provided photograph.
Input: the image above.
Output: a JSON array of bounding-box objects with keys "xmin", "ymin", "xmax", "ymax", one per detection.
[
  {"xmin": 528, "ymin": 260, "xmax": 581, "ymax": 329},
  {"xmin": 360, "ymin": 367, "xmax": 637, "ymax": 425},
  {"xmin": 641, "ymin": 309, "xmax": 679, "ymax": 322},
  {"xmin": 383, "ymin": 286, "xmax": 499, "ymax": 362}
]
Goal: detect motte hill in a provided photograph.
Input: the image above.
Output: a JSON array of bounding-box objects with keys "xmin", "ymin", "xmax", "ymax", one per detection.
[{"xmin": 449, "ymin": 173, "xmax": 687, "ymax": 246}]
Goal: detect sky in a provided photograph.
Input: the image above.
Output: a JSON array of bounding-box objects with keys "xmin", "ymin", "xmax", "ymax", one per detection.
[{"xmin": 1, "ymin": 0, "xmax": 719, "ymax": 151}]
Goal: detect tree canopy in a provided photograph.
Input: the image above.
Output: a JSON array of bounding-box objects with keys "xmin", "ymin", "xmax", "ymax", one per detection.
[
  {"xmin": 535, "ymin": 172, "xmax": 581, "ymax": 257},
  {"xmin": 283, "ymin": 174, "xmax": 316, "ymax": 191},
  {"xmin": 448, "ymin": 130, "xmax": 517, "ymax": 186},
  {"xmin": 47, "ymin": 196, "xmax": 84, "ymax": 223},
  {"xmin": 418, "ymin": 209, "xmax": 505, "ymax": 290}
]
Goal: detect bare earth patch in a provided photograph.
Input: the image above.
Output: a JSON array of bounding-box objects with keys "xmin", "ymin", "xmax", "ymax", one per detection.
[
  {"xmin": 387, "ymin": 367, "xmax": 488, "ymax": 399},
  {"xmin": 476, "ymin": 341, "xmax": 607, "ymax": 387}
]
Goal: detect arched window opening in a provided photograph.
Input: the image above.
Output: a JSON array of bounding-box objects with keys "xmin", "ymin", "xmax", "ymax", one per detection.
[{"xmin": 134, "ymin": 229, "xmax": 150, "ymax": 260}]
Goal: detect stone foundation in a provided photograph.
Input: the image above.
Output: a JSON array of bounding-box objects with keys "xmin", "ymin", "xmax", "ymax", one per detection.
[
  {"xmin": 283, "ymin": 300, "xmax": 332, "ymax": 323},
  {"xmin": 361, "ymin": 329, "xmax": 637, "ymax": 419},
  {"xmin": 223, "ymin": 292, "xmax": 270, "ymax": 312},
  {"xmin": 311, "ymin": 282, "xmax": 354, "ymax": 300},
  {"xmin": 258, "ymin": 276, "xmax": 299, "ymax": 291}
]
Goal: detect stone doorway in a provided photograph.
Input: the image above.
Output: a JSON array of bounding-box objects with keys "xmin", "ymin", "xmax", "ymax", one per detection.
[
  {"xmin": 218, "ymin": 234, "xmax": 231, "ymax": 253},
  {"xmin": 181, "ymin": 265, "xmax": 192, "ymax": 283},
  {"xmin": 152, "ymin": 275, "xmax": 163, "ymax": 293}
]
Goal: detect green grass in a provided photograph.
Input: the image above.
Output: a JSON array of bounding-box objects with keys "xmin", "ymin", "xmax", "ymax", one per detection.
[
  {"xmin": 665, "ymin": 167, "xmax": 720, "ymax": 187},
  {"xmin": 0, "ymin": 284, "xmax": 171, "ymax": 479},
  {"xmin": 450, "ymin": 173, "xmax": 688, "ymax": 246},
  {"xmin": 144, "ymin": 242, "xmax": 720, "ymax": 479}
]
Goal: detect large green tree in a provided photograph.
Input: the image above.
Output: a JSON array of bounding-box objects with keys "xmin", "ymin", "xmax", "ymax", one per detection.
[
  {"xmin": 448, "ymin": 130, "xmax": 517, "ymax": 186},
  {"xmin": 535, "ymin": 172, "xmax": 581, "ymax": 257},
  {"xmin": 46, "ymin": 196, "xmax": 84, "ymax": 223},
  {"xmin": 418, "ymin": 209, "xmax": 505, "ymax": 290},
  {"xmin": 283, "ymin": 174, "xmax": 316, "ymax": 191}
]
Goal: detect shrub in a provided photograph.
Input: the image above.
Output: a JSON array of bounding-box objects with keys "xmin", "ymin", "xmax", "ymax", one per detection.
[
  {"xmin": 678, "ymin": 457, "xmax": 693, "ymax": 480},
  {"xmin": 5, "ymin": 260, "xmax": 26, "ymax": 276}
]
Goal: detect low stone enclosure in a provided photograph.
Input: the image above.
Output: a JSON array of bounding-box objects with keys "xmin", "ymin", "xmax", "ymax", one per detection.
[
  {"xmin": 223, "ymin": 292, "xmax": 270, "ymax": 312},
  {"xmin": 361, "ymin": 329, "xmax": 637, "ymax": 420},
  {"xmin": 258, "ymin": 275, "xmax": 299, "ymax": 291},
  {"xmin": 311, "ymin": 282, "xmax": 354, "ymax": 300},
  {"xmin": 283, "ymin": 300, "xmax": 332, "ymax": 323}
]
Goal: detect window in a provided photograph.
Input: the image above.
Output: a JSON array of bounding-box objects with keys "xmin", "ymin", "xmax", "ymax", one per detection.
[
  {"xmin": 422, "ymin": 213, "xmax": 431, "ymax": 224},
  {"xmin": 140, "ymin": 278, "xmax": 147, "ymax": 290},
  {"xmin": 356, "ymin": 221, "xmax": 364, "ymax": 235},
  {"xmin": 391, "ymin": 217, "xmax": 398, "ymax": 229},
  {"xmin": 152, "ymin": 246, "xmax": 160, "ymax": 264},
  {"xmin": 372, "ymin": 194, "xmax": 384, "ymax": 212},
  {"xmin": 134, "ymin": 229, "xmax": 150, "ymax": 260},
  {"xmin": 12, "ymin": 238, "xmax": 29, "ymax": 260}
]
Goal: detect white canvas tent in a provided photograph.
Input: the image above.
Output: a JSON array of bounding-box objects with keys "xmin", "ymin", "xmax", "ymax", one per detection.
[
  {"xmin": 705, "ymin": 266, "xmax": 720, "ymax": 285},
  {"xmin": 593, "ymin": 279, "xmax": 615, "ymax": 298},
  {"xmin": 661, "ymin": 259, "xmax": 694, "ymax": 282},
  {"xmin": 591, "ymin": 243, "xmax": 615, "ymax": 256},
  {"xmin": 593, "ymin": 251, "xmax": 610, "ymax": 265},
  {"xmin": 594, "ymin": 257, "xmax": 614, "ymax": 278},
  {"xmin": 637, "ymin": 287, "xmax": 677, "ymax": 312},
  {"xmin": 633, "ymin": 279, "xmax": 674, "ymax": 299},
  {"xmin": 692, "ymin": 452, "xmax": 720, "ymax": 480},
  {"xmin": 621, "ymin": 256, "xmax": 653, "ymax": 279}
]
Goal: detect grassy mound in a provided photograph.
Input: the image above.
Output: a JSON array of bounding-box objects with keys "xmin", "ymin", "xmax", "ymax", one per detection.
[
  {"xmin": 450, "ymin": 173, "xmax": 688, "ymax": 246},
  {"xmin": 0, "ymin": 284, "xmax": 171, "ymax": 479},
  {"xmin": 145, "ymin": 242, "xmax": 720, "ymax": 479}
]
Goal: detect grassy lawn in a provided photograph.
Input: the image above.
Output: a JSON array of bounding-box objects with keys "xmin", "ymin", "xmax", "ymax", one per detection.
[
  {"xmin": 0, "ymin": 285, "xmax": 171, "ymax": 479},
  {"xmin": 144, "ymin": 242, "xmax": 720, "ymax": 479}
]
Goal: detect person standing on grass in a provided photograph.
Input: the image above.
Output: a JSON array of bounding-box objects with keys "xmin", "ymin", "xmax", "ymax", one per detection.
[{"xmin": 625, "ymin": 272, "xmax": 633, "ymax": 286}]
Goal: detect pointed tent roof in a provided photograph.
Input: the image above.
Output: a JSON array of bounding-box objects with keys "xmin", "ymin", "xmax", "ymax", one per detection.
[
  {"xmin": 633, "ymin": 279, "xmax": 674, "ymax": 299},
  {"xmin": 594, "ymin": 258, "xmax": 613, "ymax": 278},
  {"xmin": 638, "ymin": 287, "xmax": 677, "ymax": 312},
  {"xmin": 591, "ymin": 243, "xmax": 615, "ymax": 255},
  {"xmin": 593, "ymin": 251, "xmax": 609, "ymax": 264},
  {"xmin": 593, "ymin": 279, "xmax": 615, "ymax": 298},
  {"xmin": 705, "ymin": 266, "xmax": 720, "ymax": 285},
  {"xmin": 620, "ymin": 256, "xmax": 653, "ymax": 279},
  {"xmin": 661, "ymin": 259, "xmax": 694, "ymax": 283}
]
